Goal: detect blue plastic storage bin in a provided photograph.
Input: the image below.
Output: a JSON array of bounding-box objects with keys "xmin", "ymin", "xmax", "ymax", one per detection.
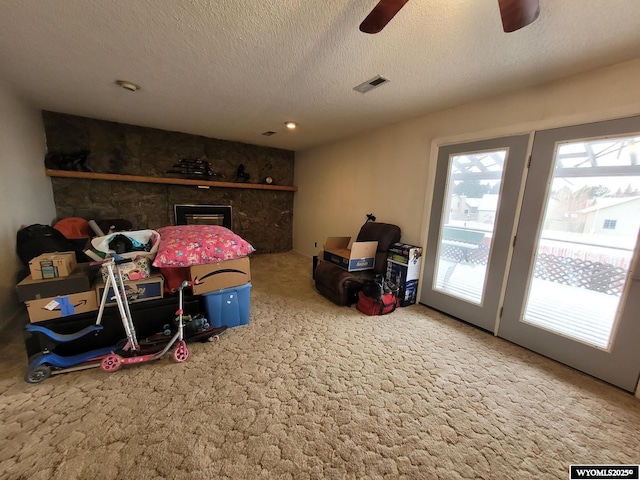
[{"xmin": 201, "ymin": 283, "xmax": 251, "ymax": 328}]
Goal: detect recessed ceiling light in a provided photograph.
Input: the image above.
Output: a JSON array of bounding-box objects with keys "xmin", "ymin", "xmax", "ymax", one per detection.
[
  {"xmin": 285, "ymin": 121, "xmax": 297, "ymax": 130},
  {"xmin": 115, "ymin": 80, "xmax": 141, "ymax": 92}
]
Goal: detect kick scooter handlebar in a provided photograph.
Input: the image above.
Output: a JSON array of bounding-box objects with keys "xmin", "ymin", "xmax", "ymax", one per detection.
[{"xmin": 89, "ymin": 256, "xmax": 133, "ymax": 267}]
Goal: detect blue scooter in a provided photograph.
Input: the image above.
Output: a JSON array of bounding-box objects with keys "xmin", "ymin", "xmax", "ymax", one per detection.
[
  {"xmin": 24, "ymin": 324, "xmax": 121, "ymax": 383},
  {"xmin": 23, "ymin": 257, "xmax": 143, "ymax": 383}
]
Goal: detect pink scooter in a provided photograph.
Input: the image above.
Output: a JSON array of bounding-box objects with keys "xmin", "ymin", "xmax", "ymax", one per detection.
[{"xmin": 100, "ymin": 279, "xmax": 191, "ymax": 372}]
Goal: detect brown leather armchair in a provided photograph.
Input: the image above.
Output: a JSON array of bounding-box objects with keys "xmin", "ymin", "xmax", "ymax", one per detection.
[{"xmin": 314, "ymin": 222, "xmax": 401, "ymax": 306}]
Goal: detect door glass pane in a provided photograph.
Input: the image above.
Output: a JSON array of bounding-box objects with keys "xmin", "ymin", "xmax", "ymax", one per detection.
[
  {"xmin": 522, "ymin": 135, "xmax": 640, "ymax": 349},
  {"xmin": 433, "ymin": 149, "xmax": 507, "ymax": 304}
]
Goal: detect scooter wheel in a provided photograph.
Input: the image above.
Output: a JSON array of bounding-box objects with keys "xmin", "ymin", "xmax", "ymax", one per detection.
[
  {"xmin": 173, "ymin": 340, "xmax": 189, "ymax": 363},
  {"xmin": 101, "ymin": 354, "xmax": 122, "ymax": 372},
  {"xmin": 25, "ymin": 365, "xmax": 51, "ymax": 384}
]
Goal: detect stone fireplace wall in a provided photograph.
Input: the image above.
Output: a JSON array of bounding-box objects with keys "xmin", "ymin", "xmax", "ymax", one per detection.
[{"xmin": 42, "ymin": 112, "xmax": 295, "ymax": 253}]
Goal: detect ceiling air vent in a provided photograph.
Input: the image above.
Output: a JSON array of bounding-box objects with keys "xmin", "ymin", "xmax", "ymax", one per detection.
[
  {"xmin": 262, "ymin": 131, "xmax": 277, "ymax": 136},
  {"xmin": 353, "ymin": 75, "xmax": 389, "ymax": 94}
]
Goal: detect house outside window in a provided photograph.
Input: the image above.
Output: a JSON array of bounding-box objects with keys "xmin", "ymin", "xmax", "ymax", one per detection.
[{"xmin": 603, "ymin": 219, "xmax": 617, "ymax": 229}]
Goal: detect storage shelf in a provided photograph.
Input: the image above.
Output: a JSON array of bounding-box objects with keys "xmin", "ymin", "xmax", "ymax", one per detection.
[{"xmin": 45, "ymin": 169, "xmax": 298, "ymax": 192}]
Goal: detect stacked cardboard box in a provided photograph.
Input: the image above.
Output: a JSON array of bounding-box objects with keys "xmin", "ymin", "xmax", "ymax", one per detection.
[
  {"xmin": 17, "ymin": 254, "xmax": 166, "ymax": 323},
  {"xmin": 188, "ymin": 257, "xmax": 251, "ymax": 295},
  {"xmin": 16, "ymin": 250, "xmax": 253, "ymax": 327},
  {"xmin": 28, "ymin": 251, "xmax": 77, "ymax": 280},
  {"xmin": 17, "ymin": 260, "xmax": 99, "ymax": 322},
  {"xmin": 94, "ymin": 273, "xmax": 164, "ymax": 306}
]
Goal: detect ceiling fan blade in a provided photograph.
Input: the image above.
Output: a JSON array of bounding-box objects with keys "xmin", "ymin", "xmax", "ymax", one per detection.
[
  {"xmin": 359, "ymin": 0, "xmax": 409, "ymax": 34},
  {"xmin": 497, "ymin": 0, "xmax": 540, "ymax": 32}
]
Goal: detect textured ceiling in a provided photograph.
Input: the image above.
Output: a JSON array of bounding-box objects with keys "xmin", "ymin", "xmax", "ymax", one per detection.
[{"xmin": 1, "ymin": 0, "xmax": 640, "ymax": 151}]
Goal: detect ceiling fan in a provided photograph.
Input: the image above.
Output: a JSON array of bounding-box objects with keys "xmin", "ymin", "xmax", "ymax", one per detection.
[{"xmin": 359, "ymin": 0, "xmax": 540, "ymax": 34}]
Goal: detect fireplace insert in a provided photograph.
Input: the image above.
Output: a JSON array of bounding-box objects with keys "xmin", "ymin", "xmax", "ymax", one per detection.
[{"xmin": 174, "ymin": 204, "xmax": 232, "ymax": 230}]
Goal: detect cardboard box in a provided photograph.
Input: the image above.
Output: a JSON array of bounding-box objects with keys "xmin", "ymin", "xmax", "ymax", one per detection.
[
  {"xmin": 387, "ymin": 243, "xmax": 423, "ymax": 266},
  {"xmin": 322, "ymin": 237, "xmax": 377, "ymax": 272},
  {"xmin": 386, "ymin": 245, "xmax": 422, "ymax": 307},
  {"xmin": 189, "ymin": 257, "xmax": 251, "ymax": 295},
  {"xmin": 386, "ymin": 261, "xmax": 420, "ymax": 307},
  {"xmin": 25, "ymin": 291, "xmax": 98, "ymax": 323},
  {"xmin": 201, "ymin": 283, "xmax": 251, "ymax": 328},
  {"xmin": 16, "ymin": 263, "xmax": 98, "ymax": 302},
  {"xmin": 100, "ymin": 256, "xmax": 152, "ymax": 282},
  {"xmin": 28, "ymin": 251, "xmax": 77, "ymax": 280},
  {"xmin": 95, "ymin": 273, "xmax": 164, "ymax": 306}
]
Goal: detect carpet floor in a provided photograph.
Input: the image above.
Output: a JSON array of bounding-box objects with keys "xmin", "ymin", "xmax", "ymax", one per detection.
[{"xmin": 1, "ymin": 251, "xmax": 639, "ymax": 479}]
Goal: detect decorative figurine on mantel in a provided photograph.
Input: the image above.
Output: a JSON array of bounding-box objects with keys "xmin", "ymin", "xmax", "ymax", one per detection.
[
  {"xmin": 166, "ymin": 158, "xmax": 224, "ymax": 180},
  {"xmin": 45, "ymin": 150, "xmax": 92, "ymax": 172},
  {"xmin": 234, "ymin": 164, "xmax": 251, "ymax": 183}
]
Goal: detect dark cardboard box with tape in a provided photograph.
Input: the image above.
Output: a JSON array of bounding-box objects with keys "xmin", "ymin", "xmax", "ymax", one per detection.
[{"xmin": 16, "ymin": 263, "xmax": 99, "ymax": 302}]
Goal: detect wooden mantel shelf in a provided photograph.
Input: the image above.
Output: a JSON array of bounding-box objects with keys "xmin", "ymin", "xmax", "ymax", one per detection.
[{"xmin": 45, "ymin": 169, "xmax": 298, "ymax": 192}]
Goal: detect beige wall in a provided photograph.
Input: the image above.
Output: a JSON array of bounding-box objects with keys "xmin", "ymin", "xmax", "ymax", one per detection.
[
  {"xmin": 0, "ymin": 80, "xmax": 56, "ymax": 329},
  {"xmin": 3, "ymin": 58, "xmax": 640, "ymax": 328},
  {"xmin": 293, "ymin": 58, "xmax": 640, "ymax": 258}
]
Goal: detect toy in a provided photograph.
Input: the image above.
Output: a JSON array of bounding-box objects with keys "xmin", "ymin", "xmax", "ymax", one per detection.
[
  {"xmin": 23, "ymin": 257, "xmax": 143, "ymax": 383},
  {"xmin": 99, "ymin": 279, "xmax": 193, "ymax": 372},
  {"xmin": 140, "ymin": 316, "xmax": 228, "ymax": 346},
  {"xmin": 24, "ymin": 325, "xmax": 116, "ymax": 383},
  {"xmin": 24, "ymin": 259, "xmax": 217, "ymax": 382}
]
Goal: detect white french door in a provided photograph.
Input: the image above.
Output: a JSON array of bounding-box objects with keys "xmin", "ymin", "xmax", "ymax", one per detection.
[
  {"xmin": 498, "ymin": 117, "xmax": 640, "ymax": 392},
  {"xmin": 421, "ymin": 116, "xmax": 640, "ymax": 392},
  {"xmin": 420, "ymin": 135, "xmax": 530, "ymax": 331}
]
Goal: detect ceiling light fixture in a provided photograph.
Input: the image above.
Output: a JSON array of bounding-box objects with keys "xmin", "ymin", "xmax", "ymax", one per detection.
[
  {"xmin": 115, "ymin": 80, "xmax": 141, "ymax": 92},
  {"xmin": 285, "ymin": 121, "xmax": 297, "ymax": 130}
]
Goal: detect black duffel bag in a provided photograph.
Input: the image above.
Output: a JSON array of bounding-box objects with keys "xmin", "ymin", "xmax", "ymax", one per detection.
[{"xmin": 16, "ymin": 224, "xmax": 75, "ymax": 265}]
